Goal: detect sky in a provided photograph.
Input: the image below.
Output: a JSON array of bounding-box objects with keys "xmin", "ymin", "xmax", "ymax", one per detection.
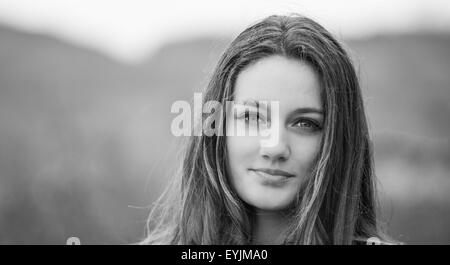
[{"xmin": 0, "ymin": 0, "xmax": 449, "ymax": 63}]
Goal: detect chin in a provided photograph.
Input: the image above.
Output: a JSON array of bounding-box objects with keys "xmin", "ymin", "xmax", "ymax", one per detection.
[{"xmin": 248, "ymin": 195, "xmax": 295, "ymax": 211}]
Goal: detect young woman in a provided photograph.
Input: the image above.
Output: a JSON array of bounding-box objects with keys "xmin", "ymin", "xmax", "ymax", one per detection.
[{"xmin": 142, "ymin": 14, "xmax": 389, "ymax": 245}]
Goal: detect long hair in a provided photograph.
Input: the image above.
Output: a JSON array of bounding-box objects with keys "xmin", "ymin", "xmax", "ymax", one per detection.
[{"xmin": 142, "ymin": 14, "xmax": 385, "ymax": 245}]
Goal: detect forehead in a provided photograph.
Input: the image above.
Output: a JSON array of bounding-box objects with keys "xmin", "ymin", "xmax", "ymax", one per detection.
[{"xmin": 233, "ymin": 55, "xmax": 322, "ymax": 110}]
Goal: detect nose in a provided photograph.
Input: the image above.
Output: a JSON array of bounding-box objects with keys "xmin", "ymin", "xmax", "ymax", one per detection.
[{"xmin": 259, "ymin": 131, "xmax": 290, "ymax": 162}]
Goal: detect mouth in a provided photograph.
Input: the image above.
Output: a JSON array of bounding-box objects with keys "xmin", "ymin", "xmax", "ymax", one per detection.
[{"xmin": 250, "ymin": 168, "xmax": 295, "ymax": 178}]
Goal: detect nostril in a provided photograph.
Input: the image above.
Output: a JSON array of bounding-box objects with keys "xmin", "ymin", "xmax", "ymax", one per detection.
[
  {"xmin": 276, "ymin": 155, "xmax": 288, "ymax": 162},
  {"xmin": 261, "ymin": 152, "xmax": 288, "ymax": 162},
  {"xmin": 259, "ymin": 143, "xmax": 291, "ymax": 162},
  {"xmin": 279, "ymin": 156, "xmax": 288, "ymax": 162}
]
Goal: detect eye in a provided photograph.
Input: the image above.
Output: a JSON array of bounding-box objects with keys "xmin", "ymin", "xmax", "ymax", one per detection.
[
  {"xmin": 247, "ymin": 111, "xmax": 269, "ymax": 124},
  {"xmin": 291, "ymin": 118, "xmax": 322, "ymax": 132},
  {"xmin": 237, "ymin": 110, "xmax": 266, "ymax": 124}
]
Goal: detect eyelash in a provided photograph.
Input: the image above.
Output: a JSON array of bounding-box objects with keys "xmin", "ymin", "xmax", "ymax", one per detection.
[
  {"xmin": 236, "ymin": 110, "xmax": 267, "ymax": 123},
  {"xmin": 291, "ymin": 118, "xmax": 322, "ymax": 132},
  {"xmin": 235, "ymin": 111, "xmax": 322, "ymax": 132}
]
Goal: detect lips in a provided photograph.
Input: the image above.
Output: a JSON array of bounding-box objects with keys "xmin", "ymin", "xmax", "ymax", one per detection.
[{"xmin": 250, "ymin": 168, "xmax": 295, "ymax": 178}]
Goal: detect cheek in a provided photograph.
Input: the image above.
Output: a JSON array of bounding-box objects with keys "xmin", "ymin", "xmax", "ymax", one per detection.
[
  {"xmin": 226, "ymin": 135, "xmax": 259, "ymax": 170},
  {"xmin": 290, "ymin": 135, "xmax": 322, "ymax": 172},
  {"xmin": 226, "ymin": 135, "xmax": 260, "ymax": 191}
]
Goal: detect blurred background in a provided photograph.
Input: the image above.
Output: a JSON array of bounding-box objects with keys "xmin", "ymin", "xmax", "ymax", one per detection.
[{"xmin": 0, "ymin": 0, "xmax": 449, "ymax": 244}]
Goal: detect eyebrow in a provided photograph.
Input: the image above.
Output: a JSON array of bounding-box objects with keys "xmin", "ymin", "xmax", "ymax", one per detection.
[
  {"xmin": 235, "ymin": 99, "xmax": 266, "ymax": 109},
  {"xmin": 291, "ymin": 107, "xmax": 324, "ymax": 115},
  {"xmin": 236, "ymin": 99, "xmax": 323, "ymax": 115}
]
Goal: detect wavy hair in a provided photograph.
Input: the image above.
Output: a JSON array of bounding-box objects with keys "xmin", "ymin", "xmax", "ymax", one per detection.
[{"xmin": 141, "ymin": 14, "xmax": 386, "ymax": 245}]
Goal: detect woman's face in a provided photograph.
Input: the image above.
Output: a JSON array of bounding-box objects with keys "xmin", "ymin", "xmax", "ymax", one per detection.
[{"xmin": 226, "ymin": 55, "xmax": 323, "ymax": 211}]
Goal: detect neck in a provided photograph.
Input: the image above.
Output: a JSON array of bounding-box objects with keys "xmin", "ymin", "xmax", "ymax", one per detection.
[{"xmin": 251, "ymin": 208, "xmax": 290, "ymax": 245}]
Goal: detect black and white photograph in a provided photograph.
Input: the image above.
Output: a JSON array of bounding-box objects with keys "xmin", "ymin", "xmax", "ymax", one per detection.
[{"xmin": 0, "ymin": 0, "xmax": 449, "ymax": 247}]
